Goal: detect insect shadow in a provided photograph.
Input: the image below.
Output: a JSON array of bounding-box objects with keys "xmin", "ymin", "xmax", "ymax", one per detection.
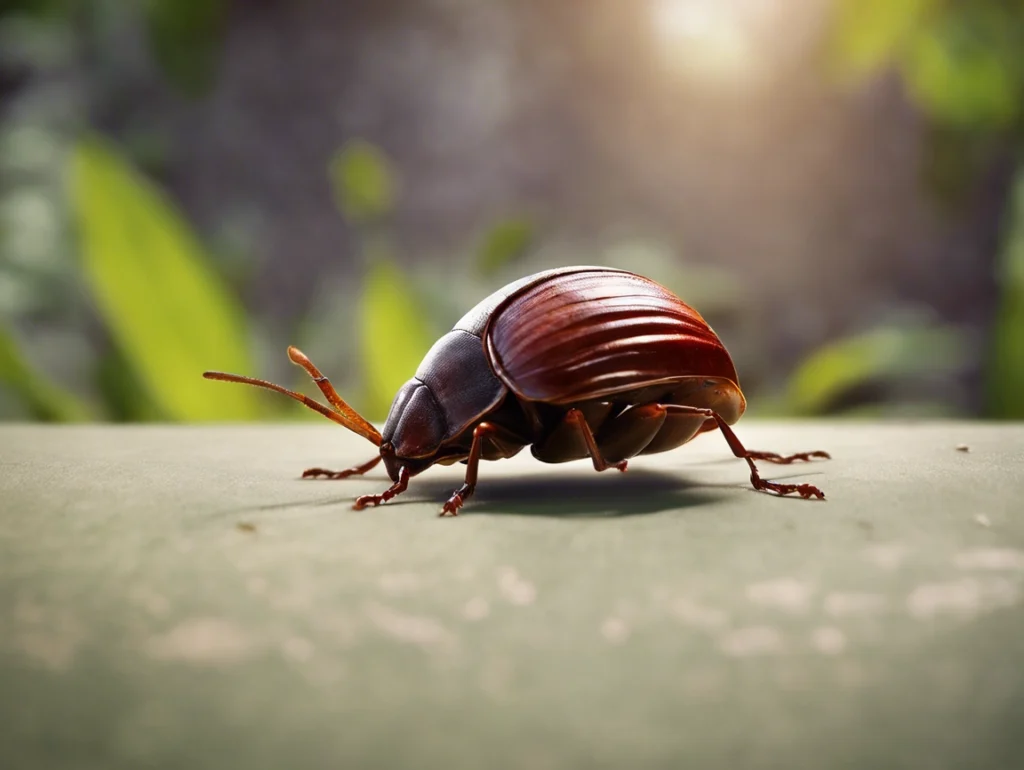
[
  {"xmin": 414, "ymin": 468, "xmax": 722, "ymax": 518},
  {"xmin": 236, "ymin": 468, "xmax": 720, "ymax": 519}
]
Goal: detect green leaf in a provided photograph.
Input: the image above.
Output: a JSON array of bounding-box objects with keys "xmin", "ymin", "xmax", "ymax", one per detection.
[
  {"xmin": 785, "ymin": 324, "xmax": 969, "ymax": 416},
  {"xmin": 0, "ymin": 323, "xmax": 91, "ymax": 422},
  {"xmin": 828, "ymin": 0, "xmax": 940, "ymax": 78},
  {"xmin": 329, "ymin": 140, "xmax": 396, "ymax": 225},
  {"xmin": 986, "ymin": 171, "xmax": 1024, "ymax": 418},
  {"xmin": 70, "ymin": 136, "xmax": 262, "ymax": 422},
  {"xmin": 476, "ymin": 218, "xmax": 534, "ymax": 277},
  {"xmin": 144, "ymin": 0, "xmax": 228, "ymax": 97},
  {"xmin": 358, "ymin": 258, "xmax": 433, "ymax": 421},
  {"xmin": 901, "ymin": 9, "xmax": 1022, "ymax": 129}
]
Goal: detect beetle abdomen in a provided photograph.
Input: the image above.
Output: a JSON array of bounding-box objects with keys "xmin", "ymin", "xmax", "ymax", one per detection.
[{"xmin": 484, "ymin": 269, "xmax": 739, "ymax": 404}]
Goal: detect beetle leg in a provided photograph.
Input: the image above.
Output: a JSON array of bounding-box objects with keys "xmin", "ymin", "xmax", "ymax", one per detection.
[
  {"xmin": 658, "ymin": 405, "xmax": 827, "ymax": 500},
  {"xmin": 566, "ymin": 408, "xmax": 629, "ymax": 473},
  {"xmin": 744, "ymin": 449, "xmax": 831, "ymax": 464},
  {"xmin": 441, "ymin": 422, "xmax": 496, "ymax": 516},
  {"xmin": 302, "ymin": 454, "xmax": 382, "ymax": 480},
  {"xmin": 353, "ymin": 466, "xmax": 410, "ymax": 510}
]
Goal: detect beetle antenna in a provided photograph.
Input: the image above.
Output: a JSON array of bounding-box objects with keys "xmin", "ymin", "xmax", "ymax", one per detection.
[
  {"xmin": 202, "ymin": 371, "xmax": 352, "ymax": 427},
  {"xmin": 284, "ymin": 346, "xmax": 382, "ymax": 446},
  {"xmin": 202, "ymin": 364, "xmax": 382, "ymax": 447}
]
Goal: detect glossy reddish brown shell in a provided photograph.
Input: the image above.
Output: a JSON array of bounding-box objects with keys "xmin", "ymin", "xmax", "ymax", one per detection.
[{"xmin": 483, "ymin": 268, "xmax": 740, "ymax": 404}]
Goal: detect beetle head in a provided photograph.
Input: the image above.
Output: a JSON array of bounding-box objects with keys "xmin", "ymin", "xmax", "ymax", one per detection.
[{"xmin": 379, "ymin": 380, "xmax": 451, "ymax": 481}]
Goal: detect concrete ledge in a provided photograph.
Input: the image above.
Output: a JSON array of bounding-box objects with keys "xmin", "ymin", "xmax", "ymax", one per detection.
[{"xmin": 1, "ymin": 422, "xmax": 1022, "ymax": 769}]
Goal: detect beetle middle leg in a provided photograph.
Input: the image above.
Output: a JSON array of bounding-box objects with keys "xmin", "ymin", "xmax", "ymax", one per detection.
[
  {"xmin": 441, "ymin": 422, "xmax": 525, "ymax": 516},
  {"xmin": 301, "ymin": 454, "xmax": 382, "ymax": 480}
]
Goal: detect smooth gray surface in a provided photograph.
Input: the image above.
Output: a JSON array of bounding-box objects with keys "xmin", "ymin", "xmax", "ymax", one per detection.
[{"xmin": 1, "ymin": 421, "xmax": 1023, "ymax": 770}]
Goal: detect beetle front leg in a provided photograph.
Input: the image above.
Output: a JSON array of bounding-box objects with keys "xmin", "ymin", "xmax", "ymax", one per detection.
[
  {"xmin": 302, "ymin": 454, "xmax": 382, "ymax": 480},
  {"xmin": 354, "ymin": 466, "xmax": 410, "ymax": 510},
  {"xmin": 660, "ymin": 405, "xmax": 828, "ymax": 500}
]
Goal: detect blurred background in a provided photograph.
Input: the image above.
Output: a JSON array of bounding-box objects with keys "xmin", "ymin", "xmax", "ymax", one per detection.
[{"xmin": 0, "ymin": 0, "xmax": 1022, "ymax": 425}]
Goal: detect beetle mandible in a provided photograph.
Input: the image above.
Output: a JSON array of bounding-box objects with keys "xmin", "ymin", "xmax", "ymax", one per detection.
[{"xmin": 204, "ymin": 266, "xmax": 830, "ymax": 515}]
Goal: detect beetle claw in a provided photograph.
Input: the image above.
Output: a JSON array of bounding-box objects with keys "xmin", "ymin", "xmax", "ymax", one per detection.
[
  {"xmin": 441, "ymin": 492, "xmax": 465, "ymax": 516},
  {"xmin": 353, "ymin": 494, "xmax": 382, "ymax": 510},
  {"xmin": 750, "ymin": 473, "xmax": 826, "ymax": 500}
]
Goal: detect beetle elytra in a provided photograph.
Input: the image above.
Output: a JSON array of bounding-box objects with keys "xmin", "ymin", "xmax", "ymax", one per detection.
[{"xmin": 203, "ymin": 266, "xmax": 830, "ymax": 514}]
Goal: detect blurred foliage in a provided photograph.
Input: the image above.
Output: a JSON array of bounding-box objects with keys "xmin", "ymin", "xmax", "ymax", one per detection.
[
  {"xmin": 476, "ymin": 217, "xmax": 535, "ymax": 277},
  {"xmin": 358, "ymin": 259, "xmax": 434, "ymax": 420},
  {"xmin": 829, "ymin": 0, "xmax": 1024, "ymax": 130},
  {"xmin": 0, "ymin": 0, "xmax": 1022, "ymax": 424},
  {"xmin": 0, "ymin": 323, "xmax": 89, "ymax": 421},
  {"xmin": 328, "ymin": 136, "xmax": 435, "ymax": 421},
  {"xmin": 827, "ymin": 0, "xmax": 1024, "ymax": 419},
  {"xmin": 71, "ymin": 137, "xmax": 262, "ymax": 421},
  {"xmin": 782, "ymin": 324, "xmax": 969, "ymax": 417},
  {"xmin": 144, "ymin": 0, "xmax": 228, "ymax": 97},
  {"xmin": 986, "ymin": 171, "xmax": 1024, "ymax": 419},
  {"xmin": 829, "ymin": 0, "xmax": 940, "ymax": 80},
  {"xmin": 330, "ymin": 140, "xmax": 398, "ymax": 227}
]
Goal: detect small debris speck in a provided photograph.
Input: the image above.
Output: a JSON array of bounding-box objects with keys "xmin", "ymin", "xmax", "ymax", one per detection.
[
  {"xmin": 236, "ymin": 522, "xmax": 257, "ymax": 533},
  {"xmin": 956, "ymin": 444, "xmax": 970, "ymax": 453},
  {"xmin": 974, "ymin": 514, "xmax": 992, "ymax": 528}
]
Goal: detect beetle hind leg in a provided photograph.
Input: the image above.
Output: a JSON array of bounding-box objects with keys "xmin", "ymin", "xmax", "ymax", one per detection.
[
  {"xmin": 656, "ymin": 405, "xmax": 828, "ymax": 500},
  {"xmin": 302, "ymin": 454, "xmax": 382, "ymax": 480}
]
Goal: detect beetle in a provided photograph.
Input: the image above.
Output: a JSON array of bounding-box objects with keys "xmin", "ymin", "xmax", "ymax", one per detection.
[{"xmin": 203, "ymin": 266, "xmax": 830, "ymax": 515}]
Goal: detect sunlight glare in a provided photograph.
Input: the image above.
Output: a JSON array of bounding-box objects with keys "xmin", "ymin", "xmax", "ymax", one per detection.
[{"xmin": 650, "ymin": 0, "xmax": 772, "ymax": 87}]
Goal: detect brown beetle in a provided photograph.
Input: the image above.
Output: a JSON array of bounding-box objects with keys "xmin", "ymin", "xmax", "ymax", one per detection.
[{"xmin": 204, "ymin": 266, "xmax": 829, "ymax": 514}]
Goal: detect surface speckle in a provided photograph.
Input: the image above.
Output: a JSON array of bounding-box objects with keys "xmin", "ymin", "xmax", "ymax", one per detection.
[
  {"xmin": 719, "ymin": 626, "xmax": 785, "ymax": 657},
  {"xmin": 364, "ymin": 602, "xmax": 455, "ymax": 649},
  {"xmin": 462, "ymin": 597, "xmax": 490, "ymax": 621},
  {"xmin": 9, "ymin": 600, "xmax": 86, "ymax": 671},
  {"xmin": 954, "ymin": 548, "xmax": 1024, "ymax": 572},
  {"xmin": 282, "ymin": 636, "xmax": 314, "ymax": 662},
  {"xmin": 864, "ymin": 543, "xmax": 908, "ymax": 570},
  {"xmin": 669, "ymin": 597, "xmax": 728, "ymax": 630},
  {"xmin": 823, "ymin": 592, "xmax": 888, "ymax": 618},
  {"xmin": 600, "ymin": 617, "xmax": 630, "ymax": 644},
  {"xmin": 379, "ymin": 572, "xmax": 423, "ymax": 596},
  {"xmin": 746, "ymin": 578, "xmax": 813, "ymax": 613},
  {"xmin": 130, "ymin": 586, "xmax": 171, "ymax": 617},
  {"xmin": 906, "ymin": 578, "xmax": 1020, "ymax": 620},
  {"xmin": 811, "ymin": 626, "xmax": 847, "ymax": 655},
  {"xmin": 497, "ymin": 567, "xmax": 536, "ymax": 606},
  {"xmin": 146, "ymin": 618, "xmax": 256, "ymax": 665}
]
